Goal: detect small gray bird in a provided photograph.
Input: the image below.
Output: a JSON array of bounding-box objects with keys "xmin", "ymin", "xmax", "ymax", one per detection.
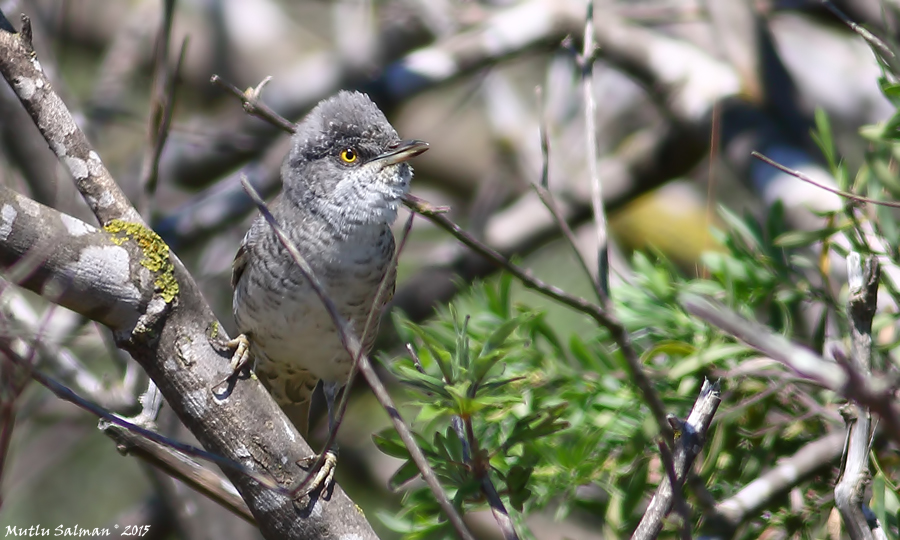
[{"xmin": 228, "ymin": 91, "xmax": 428, "ymax": 493}]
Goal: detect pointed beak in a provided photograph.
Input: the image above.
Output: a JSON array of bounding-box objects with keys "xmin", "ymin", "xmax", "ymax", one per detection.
[{"xmin": 375, "ymin": 139, "xmax": 429, "ymax": 165}]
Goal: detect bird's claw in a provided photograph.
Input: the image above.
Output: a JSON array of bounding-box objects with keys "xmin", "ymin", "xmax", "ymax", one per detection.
[
  {"xmin": 225, "ymin": 334, "xmax": 252, "ymax": 373},
  {"xmin": 296, "ymin": 449, "xmax": 338, "ymax": 497},
  {"xmin": 211, "ymin": 334, "xmax": 252, "ymax": 394}
]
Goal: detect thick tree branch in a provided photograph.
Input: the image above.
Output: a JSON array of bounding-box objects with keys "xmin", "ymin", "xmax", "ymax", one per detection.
[
  {"xmin": 0, "ymin": 13, "xmax": 378, "ymax": 540},
  {"xmin": 0, "ymin": 14, "xmax": 139, "ymax": 226}
]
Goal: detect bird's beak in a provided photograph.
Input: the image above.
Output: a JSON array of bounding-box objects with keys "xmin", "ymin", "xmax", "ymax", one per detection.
[{"xmin": 375, "ymin": 139, "xmax": 429, "ymax": 165}]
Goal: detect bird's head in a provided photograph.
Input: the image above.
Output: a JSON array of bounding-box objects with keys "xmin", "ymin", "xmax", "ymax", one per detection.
[{"xmin": 283, "ymin": 91, "xmax": 428, "ymax": 227}]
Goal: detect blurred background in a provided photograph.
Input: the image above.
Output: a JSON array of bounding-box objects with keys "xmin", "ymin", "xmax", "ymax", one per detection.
[{"xmin": 0, "ymin": 0, "xmax": 894, "ymax": 538}]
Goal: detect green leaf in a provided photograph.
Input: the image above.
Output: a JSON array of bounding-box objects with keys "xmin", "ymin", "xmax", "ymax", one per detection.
[
  {"xmin": 375, "ymin": 510, "xmax": 415, "ymax": 533},
  {"xmin": 879, "ymin": 77, "xmax": 900, "ymax": 105},
  {"xmin": 640, "ymin": 340, "xmax": 695, "ymax": 363},
  {"xmin": 388, "ymin": 459, "xmax": 421, "ymax": 490},
  {"xmin": 403, "ymin": 323, "xmax": 454, "ymax": 383},
  {"xmin": 433, "ymin": 426, "xmax": 466, "ymax": 465},
  {"xmin": 395, "ymin": 364, "xmax": 453, "ymax": 399},
  {"xmin": 449, "ymin": 304, "xmax": 470, "ymax": 374},
  {"xmin": 774, "ymin": 227, "xmax": 842, "ymax": 248},
  {"xmin": 620, "ymin": 458, "xmax": 650, "ymax": 519},
  {"xmin": 506, "ymin": 465, "xmax": 534, "ymax": 512},
  {"xmin": 813, "ymin": 107, "xmax": 842, "ymax": 179},
  {"xmin": 480, "ymin": 375, "xmax": 526, "ymax": 392},
  {"xmin": 373, "ymin": 429, "xmax": 411, "ymax": 459},
  {"xmin": 668, "ymin": 343, "xmax": 750, "ymax": 379},
  {"xmin": 569, "ymin": 334, "xmax": 596, "ymax": 370},
  {"xmin": 718, "ymin": 205, "xmax": 762, "ymax": 252},
  {"xmin": 479, "ymin": 312, "xmax": 533, "ymax": 360}
]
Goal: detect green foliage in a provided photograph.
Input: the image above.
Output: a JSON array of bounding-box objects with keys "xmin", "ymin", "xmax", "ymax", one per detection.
[
  {"xmin": 374, "ymin": 63, "xmax": 900, "ymax": 540},
  {"xmin": 376, "ymin": 210, "xmax": 841, "ymax": 539}
]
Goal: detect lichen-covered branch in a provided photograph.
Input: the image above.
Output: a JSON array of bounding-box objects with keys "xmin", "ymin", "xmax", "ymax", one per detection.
[{"xmin": 0, "ymin": 12, "xmax": 378, "ymax": 539}]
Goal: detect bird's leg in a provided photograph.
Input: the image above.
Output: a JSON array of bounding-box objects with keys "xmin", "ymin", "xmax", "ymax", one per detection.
[{"xmin": 297, "ymin": 381, "xmax": 340, "ymax": 495}]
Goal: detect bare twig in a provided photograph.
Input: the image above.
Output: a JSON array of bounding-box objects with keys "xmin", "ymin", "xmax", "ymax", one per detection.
[
  {"xmin": 101, "ymin": 421, "xmax": 255, "ymax": 525},
  {"xmin": 579, "ymin": 0, "xmax": 609, "ymax": 298},
  {"xmin": 239, "ymin": 177, "xmax": 476, "ymax": 540},
  {"xmin": 137, "ymin": 0, "xmax": 178, "ymax": 219},
  {"xmin": 752, "ymin": 151, "xmax": 900, "ymax": 209},
  {"xmin": 305, "ymin": 212, "xmax": 416, "ymax": 496},
  {"xmin": 403, "ymin": 193, "xmax": 674, "ymax": 442},
  {"xmin": 682, "ymin": 294, "xmax": 900, "ymax": 449},
  {"xmin": 706, "ymin": 430, "xmax": 845, "ymax": 537},
  {"xmin": 0, "ymin": 342, "xmax": 287, "ymax": 494},
  {"xmin": 532, "ymin": 85, "xmax": 600, "ymax": 301},
  {"xmin": 461, "ymin": 411, "xmax": 518, "ymax": 540},
  {"xmin": 631, "ymin": 379, "xmax": 721, "ymax": 540},
  {"xmin": 2, "ymin": 342, "xmax": 251, "ymax": 524},
  {"xmin": 0, "ymin": 301, "xmax": 47, "ymax": 496},
  {"xmin": 821, "ymin": 0, "xmax": 897, "ymax": 65},
  {"xmin": 210, "ymin": 75, "xmax": 297, "ymax": 135}
]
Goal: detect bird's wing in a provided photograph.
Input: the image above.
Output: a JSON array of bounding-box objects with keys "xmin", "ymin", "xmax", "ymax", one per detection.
[{"xmin": 231, "ymin": 229, "xmax": 253, "ymax": 289}]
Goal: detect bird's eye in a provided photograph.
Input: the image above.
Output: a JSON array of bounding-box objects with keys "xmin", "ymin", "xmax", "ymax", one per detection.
[{"xmin": 340, "ymin": 148, "xmax": 358, "ymax": 164}]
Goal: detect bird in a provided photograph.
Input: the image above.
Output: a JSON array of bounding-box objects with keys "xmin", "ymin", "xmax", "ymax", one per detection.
[{"xmin": 227, "ymin": 90, "xmax": 428, "ymax": 495}]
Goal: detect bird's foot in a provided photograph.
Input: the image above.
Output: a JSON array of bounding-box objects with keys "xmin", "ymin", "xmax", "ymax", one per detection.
[
  {"xmin": 224, "ymin": 334, "xmax": 252, "ymax": 374},
  {"xmin": 296, "ymin": 448, "xmax": 338, "ymax": 497},
  {"xmin": 211, "ymin": 334, "xmax": 253, "ymax": 394}
]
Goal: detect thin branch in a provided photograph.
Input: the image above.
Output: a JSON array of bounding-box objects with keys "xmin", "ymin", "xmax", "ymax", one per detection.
[
  {"xmin": 707, "ymin": 430, "xmax": 845, "ymax": 536},
  {"xmin": 137, "ymin": 0, "xmax": 176, "ymax": 219},
  {"xmin": 0, "ymin": 342, "xmax": 287, "ymax": 494},
  {"xmin": 682, "ymin": 294, "xmax": 900, "ymax": 450},
  {"xmin": 302, "ymin": 212, "xmax": 415, "ymax": 496},
  {"xmin": 101, "ymin": 422, "xmax": 255, "ymax": 525},
  {"xmin": 532, "ymin": 85, "xmax": 600, "ymax": 301},
  {"xmin": 138, "ymin": 16, "xmax": 186, "ymax": 219},
  {"xmin": 479, "ymin": 463, "xmax": 518, "ymax": 540},
  {"xmin": 0, "ymin": 289, "xmax": 137, "ymax": 410},
  {"xmin": 0, "ymin": 303, "xmax": 47, "ymax": 494},
  {"xmin": 579, "ymin": 0, "xmax": 609, "ymax": 298},
  {"xmin": 752, "ymin": 151, "xmax": 900, "ymax": 209},
  {"xmin": 210, "ymin": 75, "xmax": 298, "ymax": 135},
  {"xmin": 3, "ymin": 340, "xmax": 250, "ymax": 524},
  {"xmin": 403, "ymin": 193, "xmax": 674, "ymax": 442},
  {"xmin": 821, "ymin": 1, "xmax": 897, "ymax": 64},
  {"xmin": 239, "ymin": 177, "xmax": 476, "ymax": 540},
  {"xmin": 835, "ymin": 253, "xmax": 882, "ymax": 540},
  {"xmin": 631, "ymin": 379, "xmax": 721, "ymax": 540}
]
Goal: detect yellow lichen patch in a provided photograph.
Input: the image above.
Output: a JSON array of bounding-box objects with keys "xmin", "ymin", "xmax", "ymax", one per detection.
[
  {"xmin": 104, "ymin": 219, "xmax": 180, "ymax": 302},
  {"xmin": 209, "ymin": 320, "xmax": 219, "ymax": 339}
]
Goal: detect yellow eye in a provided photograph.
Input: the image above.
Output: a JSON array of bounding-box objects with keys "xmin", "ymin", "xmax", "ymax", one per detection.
[{"xmin": 340, "ymin": 148, "xmax": 358, "ymax": 163}]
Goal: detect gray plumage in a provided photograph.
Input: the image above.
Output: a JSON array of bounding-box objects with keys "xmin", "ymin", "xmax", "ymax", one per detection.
[{"xmin": 231, "ymin": 91, "xmax": 426, "ymax": 434}]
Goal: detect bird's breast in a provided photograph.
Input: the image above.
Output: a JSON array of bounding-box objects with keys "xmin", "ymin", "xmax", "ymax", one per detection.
[{"xmin": 233, "ymin": 221, "xmax": 395, "ymax": 382}]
